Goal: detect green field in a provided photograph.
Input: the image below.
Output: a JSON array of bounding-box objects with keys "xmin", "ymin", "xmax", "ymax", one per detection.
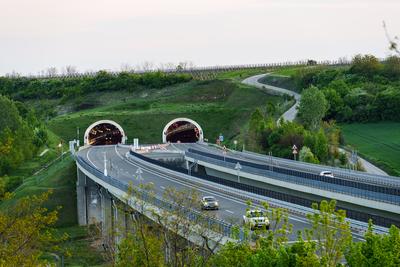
[
  {"xmin": 341, "ymin": 122, "xmax": 400, "ymax": 176},
  {"xmin": 48, "ymin": 79, "xmax": 287, "ymax": 145}
]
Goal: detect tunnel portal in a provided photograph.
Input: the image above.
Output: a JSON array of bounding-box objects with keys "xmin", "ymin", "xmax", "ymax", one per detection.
[
  {"xmin": 84, "ymin": 120, "xmax": 126, "ymax": 146},
  {"xmin": 163, "ymin": 118, "xmax": 203, "ymax": 143}
]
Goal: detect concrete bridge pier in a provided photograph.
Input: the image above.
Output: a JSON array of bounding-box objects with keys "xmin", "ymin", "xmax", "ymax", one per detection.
[
  {"xmin": 87, "ymin": 179, "xmax": 102, "ymax": 224},
  {"xmin": 100, "ymin": 188, "xmax": 113, "ymax": 247},
  {"xmin": 76, "ymin": 169, "xmax": 87, "ymax": 225},
  {"xmin": 113, "ymin": 201, "xmax": 128, "ymax": 245}
]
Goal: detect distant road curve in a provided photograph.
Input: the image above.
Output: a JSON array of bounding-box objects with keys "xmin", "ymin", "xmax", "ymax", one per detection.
[
  {"xmin": 242, "ymin": 73, "xmax": 388, "ymax": 176},
  {"xmin": 242, "ymin": 73, "xmax": 300, "ymax": 122}
]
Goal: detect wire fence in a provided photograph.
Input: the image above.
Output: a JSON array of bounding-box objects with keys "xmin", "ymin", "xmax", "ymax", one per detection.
[{"xmin": 8, "ymin": 59, "xmax": 351, "ymax": 80}]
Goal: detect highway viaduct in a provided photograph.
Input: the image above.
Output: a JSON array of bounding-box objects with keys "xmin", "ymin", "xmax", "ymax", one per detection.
[{"xmin": 70, "ymin": 118, "xmax": 399, "ymax": 251}]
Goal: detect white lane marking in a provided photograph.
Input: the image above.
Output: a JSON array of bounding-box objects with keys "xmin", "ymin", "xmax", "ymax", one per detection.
[
  {"xmin": 116, "ymin": 147, "xmax": 323, "ymax": 227},
  {"xmin": 112, "ymin": 146, "xmax": 309, "ymax": 225},
  {"xmin": 114, "ymin": 146, "xmax": 372, "ymax": 237},
  {"xmin": 225, "ymin": 210, "xmax": 234, "ymax": 214},
  {"xmin": 87, "ymin": 148, "xmax": 97, "ymax": 167},
  {"xmin": 94, "ymin": 146, "xmax": 367, "ymax": 239}
]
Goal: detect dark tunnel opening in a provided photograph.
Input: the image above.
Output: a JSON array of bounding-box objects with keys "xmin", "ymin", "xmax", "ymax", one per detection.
[
  {"xmin": 88, "ymin": 123, "xmax": 123, "ymax": 146},
  {"xmin": 166, "ymin": 121, "xmax": 200, "ymax": 143}
]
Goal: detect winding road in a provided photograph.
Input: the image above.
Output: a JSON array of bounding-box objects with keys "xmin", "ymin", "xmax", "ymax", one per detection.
[
  {"xmin": 242, "ymin": 73, "xmax": 300, "ymax": 123},
  {"xmin": 242, "ymin": 73, "xmax": 388, "ymax": 176}
]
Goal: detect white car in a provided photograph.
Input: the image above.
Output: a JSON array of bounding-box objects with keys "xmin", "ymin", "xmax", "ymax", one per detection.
[
  {"xmin": 201, "ymin": 196, "xmax": 219, "ymax": 210},
  {"xmin": 243, "ymin": 210, "xmax": 270, "ymax": 230},
  {"xmin": 320, "ymin": 171, "xmax": 334, "ymax": 178}
]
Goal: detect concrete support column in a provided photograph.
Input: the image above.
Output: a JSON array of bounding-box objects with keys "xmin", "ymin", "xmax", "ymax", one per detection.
[
  {"xmin": 76, "ymin": 168, "xmax": 87, "ymax": 226},
  {"xmin": 86, "ymin": 179, "xmax": 102, "ymax": 224},
  {"xmin": 101, "ymin": 188, "xmax": 113, "ymax": 246},
  {"xmin": 113, "ymin": 202, "xmax": 127, "ymax": 245}
]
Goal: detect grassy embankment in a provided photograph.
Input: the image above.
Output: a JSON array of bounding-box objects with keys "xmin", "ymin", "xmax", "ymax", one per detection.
[
  {"xmin": 2, "ymin": 74, "xmax": 286, "ymax": 265},
  {"xmin": 48, "ymin": 79, "xmax": 287, "ymax": 146},
  {"xmin": 341, "ymin": 122, "xmax": 400, "ymax": 177}
]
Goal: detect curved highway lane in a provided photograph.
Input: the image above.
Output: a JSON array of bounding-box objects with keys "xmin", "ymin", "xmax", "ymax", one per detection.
[{"xmin": 77, "ymin": 145, "xmax": 367, "ymax": 242}]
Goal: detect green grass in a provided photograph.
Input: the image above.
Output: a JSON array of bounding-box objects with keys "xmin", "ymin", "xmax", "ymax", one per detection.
[
  {"xmin": 258, "ymin": 75, "xmax": 297, "ymax": 91},
  {"xmin": 215, "ymin": 68, "xmax": 272, "ymax": 81},
  {"xmin": 48, "ymin": 80, "xmax": 285, "ymax": 144},
  {"xmin": 1, "ymin": 156, "xmax": 77, "ymax": 227},
  {"xmin": 1, "ymin": 155, "xmax": 108, "ymax": 266},
  {"xmin": 2, "ymin": 75, "xmax": 286, "ymax": 266},
  {"xmin": 341, "ymin": 122, "xmax": 400, "ymax": 176}
]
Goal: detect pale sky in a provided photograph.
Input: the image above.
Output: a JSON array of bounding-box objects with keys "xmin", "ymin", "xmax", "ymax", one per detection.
[{"xmin": 1, "ymin": 0, "xmax": 399, "ymax": 75}]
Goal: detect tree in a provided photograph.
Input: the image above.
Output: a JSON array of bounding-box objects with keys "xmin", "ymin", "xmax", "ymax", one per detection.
[
  {"xmin": 314, "ymin": 129, "xmax": 329, "ymax": 162},
  {"xmin": 345, "ymin": 221, "xmax": 400, "ymax": 267},
  {"xmin": 383, "ymin": 56, "xmax": 400, "ymax": 78},
  {"xmin": 298, "ymin": 86, "xmax": 328, "ymax": 131},
  {"xmin": 0, "ymin": 191, "xmax": 65, "ymax": 266},
  {"xmin": 305, "ymin": 200, "xmax": 352, "ymax": 267},
  {"xmin": 299, "ymin": 146, "xmax": 319, "ymax": 164},
  {"xmin": 383, "ymin": 21, "xmax": 400, "ymax": 56},
  {"xmin": 349, "ymin": 54, "xmax": 382, "ymax": 78},
  {"xmin": 247, "ymin": 108, "xmax": 266, "ymax": 152}
]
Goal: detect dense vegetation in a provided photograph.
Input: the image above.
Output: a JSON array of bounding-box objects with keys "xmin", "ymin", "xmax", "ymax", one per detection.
[
  {"xmin": 0, "ymin": 95, "xmax": 49, "ymax": 194},
  {"xmin": 293, "ymin": 55, "xmax": 400, "ymax": 122},
  {"xmin": 246, "ymin": 108, "xmax": 345, "ymax": 165},
  {"xmin": 0, "ymin": 71, "xmax": 192, "ymax": 117}
]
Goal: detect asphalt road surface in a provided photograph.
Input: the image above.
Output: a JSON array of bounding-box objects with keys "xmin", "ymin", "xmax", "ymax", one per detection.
[{"xmin": 78, "ymin": 145, "xmax": 366, "ymax": 242}]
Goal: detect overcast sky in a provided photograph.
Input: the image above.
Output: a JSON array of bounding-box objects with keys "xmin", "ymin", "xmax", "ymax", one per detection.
[{"xmin": 1, "ymin": 0, "xmax": 399, "ymax": 75}]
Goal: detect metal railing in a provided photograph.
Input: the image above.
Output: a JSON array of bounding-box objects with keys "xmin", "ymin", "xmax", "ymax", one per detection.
[
  {"xmin": 126, "ymin": 148, "xmax": 394, "ymax": 231},
  {"xmin": 240, "ymin": 150, "xmax": 400, "ymax": 187},
  {"xmin": 187, "ymin": 149, "xmax": 400, "ymax": 205},
  {"xmin": 75, "ymin": 155, "xmax": 240, "ymax": 241}
]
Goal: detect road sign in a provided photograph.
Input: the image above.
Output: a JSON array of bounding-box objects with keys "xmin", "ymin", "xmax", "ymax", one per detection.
[
  {"xmin": 219, "ymin": 134, "xmax": 224, "ymax": 142},
  {"xmin": 292, "ymin": 145, "xmax": 298, "ymax": 150}
]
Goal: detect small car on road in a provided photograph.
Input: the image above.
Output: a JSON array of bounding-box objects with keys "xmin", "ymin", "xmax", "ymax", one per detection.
[
  {"xmin": 320, "ymin": 171, "xmax": 334, "ymax": 178},
  {"xmin": 243, "ymin": 209, "xmax": 270, "ymax": 230},
  {"xmin": 201, "ymin": 196, "xmax": 219, "ymax": 210}
]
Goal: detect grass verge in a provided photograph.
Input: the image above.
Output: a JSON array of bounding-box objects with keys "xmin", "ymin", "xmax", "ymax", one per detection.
[{"xmin": 340, "ymin": 122, "xmax": 400, "ymax": 177}]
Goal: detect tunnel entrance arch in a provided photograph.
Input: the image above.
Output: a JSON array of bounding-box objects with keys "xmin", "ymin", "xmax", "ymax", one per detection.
[
  {"xmin": 162, "ymin": 118, "xmax": 204, "ymax": 143},
  {"xmin": 84, "ymin": 120, "xmax": 127, "ymax": 146}
]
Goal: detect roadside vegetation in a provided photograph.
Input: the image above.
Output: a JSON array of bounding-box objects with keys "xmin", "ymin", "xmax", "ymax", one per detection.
[
  {"xmin": 1, "ymin": 54, "xmax": 399, "ymax": 265},
  {"xmin": 255, "ymin": 55, "xmax": 400, "ymax": 173},
  {"xmin": 0, "ymin": 69, "xmax": 289, "ymax": 265}
]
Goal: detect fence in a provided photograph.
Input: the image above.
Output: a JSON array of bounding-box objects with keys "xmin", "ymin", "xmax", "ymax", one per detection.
[
  {"xmin": 241, "ymin": 150, "xmax": 400, "ymax": 187},
  {"xmin": 129, "ymin": 149, "xmax": 399, "ymax": 228},
  {"xmin": 75, "ymin": 155, "xmax": 239, "ymax": 241},
  {"xmin": 8, "ymin": 59, "xmax": 351, "ymax": 80},
  {"xmin": 187, "ymin": 149, "xmax": 400, "ymax": 205}
]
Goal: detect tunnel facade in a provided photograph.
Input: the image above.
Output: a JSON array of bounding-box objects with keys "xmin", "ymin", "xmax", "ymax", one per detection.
[
  {"xmin": 162, "ymin": 118, "xmax": 203, "ymax": 143},
  {"xmin": 84, "ymin": 120, "xmax": 127, "ymax": 146}
]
